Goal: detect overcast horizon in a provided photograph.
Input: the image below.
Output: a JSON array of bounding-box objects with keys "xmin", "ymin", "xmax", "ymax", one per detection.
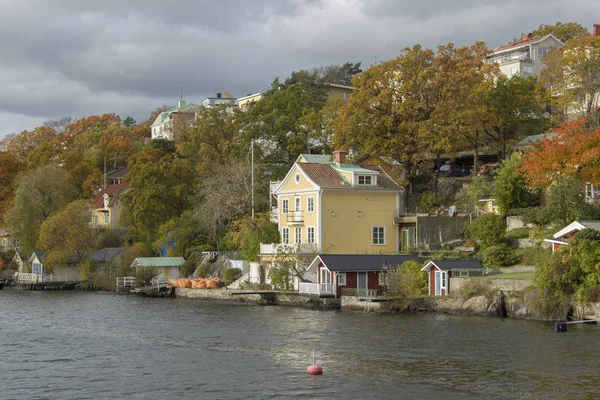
[{"xmin": 1, "ymin": 0, "xmax": 599, "ymax": 139}]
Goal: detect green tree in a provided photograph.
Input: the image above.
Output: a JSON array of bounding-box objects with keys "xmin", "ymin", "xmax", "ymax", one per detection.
[
  {"xmin": 531, "ymin": 21, "xmax": 589, "ymax": 43},
  {"xmin": 0, "ymin": 151, "xmax": 24, "ymax": 225},
  {"xmin": 224, "ymin": 213, "xmax": 279, "ymax": 261},
  {"xmin": 493, "ymin": 153, "xmax": 536, "ymax": 214},
  {"xmin": 122, "ymin": 116, "xmax": 137, "ymax": 126},
  {"xmin": 468, "ymin": 213, "xmax": 506, "ymax": 248},
  {"xmin": 37, "ymin": 200, "xmax": 96, "ymax": 268},
  {"xmin": 6, "ymin": 165, "xmax": 78, "ymax": 254},
  {"xmin": 385, "ymin": 260, "xmax": 428, "ymax": 307},
  {"xmin": 455, "ymin": 176, "xmax": 495, "ymax": 213},
  {"xmin": 545, "ymin": 177, "xmax": 600, "ymax": 226}
]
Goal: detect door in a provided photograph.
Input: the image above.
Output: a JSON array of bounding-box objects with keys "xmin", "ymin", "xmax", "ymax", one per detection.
[
  {"xmin": 320, "ymin": 268, "xmax": 331, "ymax": 284},
  {"xmin": 402, "ymin": 229, "xmax": 409, "ymax": 252},
  {"xmin": 357, "ymin": 272, "xmax": 367, "ymax": 295},
  {"xmin": 435, "ymin": 271, "xmax": 441, "ymax": 295},
  {"xmin": 170, "ymin": 267, "xmax": 179, "ymax": 279}
]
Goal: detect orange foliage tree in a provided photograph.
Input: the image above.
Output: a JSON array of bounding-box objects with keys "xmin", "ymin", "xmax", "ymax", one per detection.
[{"xmin": 520, "ymin": 117, "xmax": 600, "ymax": 189}]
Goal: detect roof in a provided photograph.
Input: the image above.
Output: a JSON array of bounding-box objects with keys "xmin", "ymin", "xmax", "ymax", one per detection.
[
  {"xmin": 297, "ymin": 163, "xmax": 402, "ymax": 191},
  {"xmin": 29, "ymin": 251, "xmax": 47, "ymax": 263},
  {"xmin": 92, "ymin": 184, "xmax": 129, "ymax": 209},
  {"xmin": 299, "ymin": 154, "xmax": 332, "ymax": 164},
  {"xmin": 88, "ymin": 248, "xmax": 123, "ymax": 263},
  {"xmin": 514, "ymin": 133, "xmax": 557, "ymax": 149},
  {"xmin": 151, "ymin": 103, "xmax": 200, "ymax": 127},
  {"xmin": 553, "ymin": 221, "xmax": 600, "ymax": 239},
  {"xmin": 310, "ymin": 254, "xmax": 422, "ymax": 273},
  {"xmin": 323, "ymin": 83, "xmax": 354, "ymax": 90},
  {"xmin": 491, "ymin": 34, "xmax": 558, "ymax": 54},
  {"xmin": 107, "ymin": 167, "xmax": 128, "ymax": 179},
  {"xmin": 422, "ymin": 260, "xmax": 485, "ymax": 272},
  {"xmin": 131, "ymin": 257, "xmax": 186, "ymax": 268}
]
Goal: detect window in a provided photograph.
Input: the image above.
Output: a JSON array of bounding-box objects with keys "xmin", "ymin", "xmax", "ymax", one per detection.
[
  {"xmin": 33, "ymin": 262, "xmax": 42, "ymax": 275},
  {"xmin": 523, "ymin": 65, "xmax": 533, "ymax": 75},
  {"xmin": 307, "ymin": 227, "xmax": 315, "ymax": 244},
  {"xmin": 295, "ymin": 173, "xmax": 300, "ymax": 183},
  {"xmin": 342, "ymin": 92, "xmax": 348, "ymax": 100},
  {"xmin": 282, "ymin": 199, "xmax": 289, "ymax": 214},
  {"xmin": 358, "ymin": 175, "xmax": 373, "ymax": 185},
  {"xmin": 307, "ymin": 197, "xmax": 314, "ymax": 212},
  {"xmin": 372, "ymin": 226, "xmax": 385, "ymax": 245},
  {"xmin": 510, "ymin": 66, "xmax": 518, "ymax": 76},
  {"xmin": 295, "ymin": 197, "xmax": 301, "ymax": 212},
  {"xmin": 441, "ymin": 271, "xmax": 447, "ymax": 289},
  {"xmin": 537, "ymin": 47, "xmax": 547, "ymax": 57},
  {"xmin": 94, "ymin": 215, "xmax": 98, "ymax": 225},
  {"xmin": 378, "ymin": 272, "xmax": 387, "ymax": 286},
  {"xmin": 282, "ymin": 228, "xmax": 289, "ymax": 244},
  {"xmin": 104, "ymin": 214, "xmax": 109, "ymax": 224},
  {"xmin": 295, "ymin": 227, "xmax": 302, "ymax": 244},
  {"xmin": 338, "ymin": 273, "xmax": 347, "ymax": 286}
]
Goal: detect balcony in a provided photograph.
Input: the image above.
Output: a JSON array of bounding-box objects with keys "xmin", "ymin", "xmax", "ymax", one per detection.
[
  {"xmin": 286, "ymin": 210, "xmax": 304, "ymax": 225},
  {"xmin": 260, "ymin": 243, "xmax": 319, "ymax": 255},
  {"xmin": 496, "ymin": 52, "xmax": 531, "ymax": 64},
  {"xmin": 270, "ymin": 207, "xmax": 279, "ymax": 223},
  {"xmin": 298, "ymin": 282, "xmax": 336, "ymax": 297}
]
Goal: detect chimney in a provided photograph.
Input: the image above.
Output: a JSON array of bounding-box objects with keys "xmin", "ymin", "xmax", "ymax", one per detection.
[
  {"xmin": 217, "ymin": 92, "xmax": 222, "ymax": 98},
  {"xmin": 332, "ymin": 150, "xmax": 347, "ymax": 164},
  {"xmin": 520, "ymin": 33, "xmax": 532, "ymax": 41},
  {"xmin": 594, "ymin": 24, "xmax": 600, "ymax": 37},
  {"xmin": 178, "ymin": 100, "xmax": 186, "ymax": 108}
]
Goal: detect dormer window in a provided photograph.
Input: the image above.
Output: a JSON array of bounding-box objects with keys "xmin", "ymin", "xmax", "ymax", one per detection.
[
  {"xmin": 358, "ymin": 175, "xmax": 373, "ymax": 185},
  {"xmin": 103, "ymin": 194, "xmax": 110, "ymax": 208}
]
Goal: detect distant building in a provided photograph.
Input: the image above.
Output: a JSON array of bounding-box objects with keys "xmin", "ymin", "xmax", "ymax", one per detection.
[
  {"xmin": 201, "ymin": 92, "xmax": 237, "ymax": 108},
  {"xmin": 91, "ymin": 184, "xmax": 130, "ymax": 231},
  {"xmin": 236, "ymin": 93, "xmax": 262, "ymax": 111},
  {"xmin": 151, "ymin": 100, "xmax": 200, "ymax": 140},
  {"xmin": 486, "ymin": 33, "xmax": 562, "ymax": 78},
  {"xmin": 107, "ymin": 167, "xmax": 128, "ymax": 185}
]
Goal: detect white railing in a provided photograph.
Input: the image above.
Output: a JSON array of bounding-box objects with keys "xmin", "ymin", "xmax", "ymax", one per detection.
[
  {"xmin": 298, "ymin": 282, "xmax": 336, "ymax": 296},
  {"xmin": 260, "ymin": 243, "xmax": 319, "ymax": 255},
  {"xmin": 287, "ymin": 211, "xmax": 304, "ymax": 224},
  {"xmin": 152, "ymin": 278, "xmax": 170, "ymax": 290},
  {"xmin": 17, "ymin": 272, "xmax": 80, "ymax": 283},
  {"xmin": 116, "ymin": 276, "xmax": 136, "ymax": 288}
]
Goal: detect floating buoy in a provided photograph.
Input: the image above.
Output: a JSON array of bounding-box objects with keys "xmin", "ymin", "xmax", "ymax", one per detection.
[{"xmin": 307, "ymin": 353, "xmax": 322, "ymax": 375}]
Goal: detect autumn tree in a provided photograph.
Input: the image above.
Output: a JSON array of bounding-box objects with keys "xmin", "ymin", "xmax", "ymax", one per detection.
[
  {"xmin": 531, "ymin": 21, "xmax": 589, "ymax": 43},
  {"xmin": 520, "ymin": 118, "xmax": 600, "ymax": 189},
  {"xmin": 2, "ymin": 126, "xmax": 58, "ymax": 162},
  {"xmin": 6, "ymin": 165, "xmax": 78, "ymax": 254},
  {"xmin": 0, "ymin": 152, "xmax": 24, "ymax": 225},
  {"xmin": 543, "ymin": 35, "xmax": 600, "ymax": 121},
  {"xmin": 122, "ymin": 148, "xmax": 195, "ymax": 243},
  {"xmin": 223, "ymin": 213, "xmax": 279, "ymax": 261},
  {"xmin": 37, "ymin": 200, "xmax": 96, "ymax": 267}
]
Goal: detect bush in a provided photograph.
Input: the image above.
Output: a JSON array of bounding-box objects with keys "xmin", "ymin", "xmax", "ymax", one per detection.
[
  {"xmin": 467, "ymin": 213, "xmax": 506, "ymax": 248},
  {"xmin": 457, "ymin": 278, "xmax": 498, "ymax": 300},
  {"xmin": 515, "ymin": 246, "xmax": 551, "ymax": 266},
  {"xmin": 224, "ymin": 268, "xmax": 242, "ymax": 285},
  {"xmin": 482, "ymin": 244, "xmax": 518, "ymax": 267}
]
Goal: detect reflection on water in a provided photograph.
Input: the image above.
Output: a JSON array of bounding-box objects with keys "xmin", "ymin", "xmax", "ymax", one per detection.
[{"xmin": 1, "ymin": 291, "xmax": 599, "ymax": 399}]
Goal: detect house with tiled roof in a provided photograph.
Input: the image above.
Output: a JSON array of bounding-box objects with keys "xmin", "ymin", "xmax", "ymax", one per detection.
[
  {"xmin": 260, "ymin": 150, "xmax": 405, "ymax": 259},
  {"xmin": 545, "ymin": 220, "xmax": 600, "ymax": 253},
  {"xmin": 151, "ymin": 100, "xmax": 200, "ymax": 140},
  {"xmin": 91, "ymin": 184, "xmax": 130, "ymax": 231},
  {"xmin": 486, "ymin": 33, "xmax": 562, "ymax": 78}
]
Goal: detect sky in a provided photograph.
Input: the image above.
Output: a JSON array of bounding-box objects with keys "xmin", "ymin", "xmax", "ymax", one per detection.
[{"xmin": 1, "ymin": 0, "xmax": 599, "ymax": 139}]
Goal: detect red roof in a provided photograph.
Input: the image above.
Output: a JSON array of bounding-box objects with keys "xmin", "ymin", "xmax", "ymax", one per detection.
[
  {"xmin": 493, "ymin": 34, "xmax": 548, "ymax": 53},
  {"xmin": 92, "ymin": 184, "xmax": 129, "ymax": 208},
  {"xmin": 297, "ymin": 163, "xmax": 401, "ymax": 191}
]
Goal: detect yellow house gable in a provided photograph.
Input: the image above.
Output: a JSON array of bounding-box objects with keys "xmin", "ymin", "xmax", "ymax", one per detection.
[{"xmin": 276, "ymin": 163, "xmax": 320, "ymax": 193}]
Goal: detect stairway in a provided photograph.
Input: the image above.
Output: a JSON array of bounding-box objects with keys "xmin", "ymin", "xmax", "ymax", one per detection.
[{"xmin": 227, "ymin": 272, "xmax": 249, "ymax": 290}]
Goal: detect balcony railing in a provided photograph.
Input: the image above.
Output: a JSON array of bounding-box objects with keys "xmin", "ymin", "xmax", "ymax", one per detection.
[
  {"xmin": 298, "ymin": 282, "xmax": 336, "ymax": 296},
  {"xmin": 286, "ymin": 210, "xmax": 304, "ymax": 224},
  {"xmin": 260, "ymin": 243, "xmax": 319, "ymax": 255}
]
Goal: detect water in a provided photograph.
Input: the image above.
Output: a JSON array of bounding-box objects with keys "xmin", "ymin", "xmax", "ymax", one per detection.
[{"xmin": 1, "ymin": 291, "xmax": 598, "ymax": 399}]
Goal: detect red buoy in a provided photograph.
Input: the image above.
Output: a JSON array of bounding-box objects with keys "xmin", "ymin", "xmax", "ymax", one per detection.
[{"xmin": 307, "ymin": 353, "xmax": 323, "ymax": 375}]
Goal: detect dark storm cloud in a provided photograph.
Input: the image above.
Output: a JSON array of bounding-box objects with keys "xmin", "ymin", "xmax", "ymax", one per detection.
[{"xmin": 1, "ymin": 0, "xmax": 599, "ymax": 137}]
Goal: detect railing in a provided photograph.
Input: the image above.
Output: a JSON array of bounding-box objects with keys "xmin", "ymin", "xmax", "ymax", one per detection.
[
  {"xmin": 260, "ymin": 243, "xmax": 319, "ymax": 255},
  {"xmin": 298, "ymin": 282, "xmax": 336, "ymax": 296},
  {"xmin": 17, "ymin": 272, "xmax": 80, "ymax": 283},
  {"xmin": 152, "ymin": 278, "xmax": 170, "ymax": 290},
  {"xmin": 287, "ymin": 211, "xmax": 304, "ymax": 224},
  {"xmin": 116, "ymin": 276, "xmax": 136, "ymax": 288}
]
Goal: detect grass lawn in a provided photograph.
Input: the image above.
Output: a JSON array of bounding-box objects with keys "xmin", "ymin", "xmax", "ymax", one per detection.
[
  {"xmin": 505, "ymin": 228, "xmax": 530, "ymax": 239},
  {"xmin": 487, "ymin": 271, "xmax": 535, "ymax": 280}
]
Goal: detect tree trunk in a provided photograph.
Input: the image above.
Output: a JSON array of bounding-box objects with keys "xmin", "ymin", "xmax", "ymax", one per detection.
[{"xmin": 473, "ymin": 146, "xmax": 479, "ymax": 175}]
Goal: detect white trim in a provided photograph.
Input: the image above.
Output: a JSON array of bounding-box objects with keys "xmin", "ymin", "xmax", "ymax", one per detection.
[
  {"xmin": 294, "ymin": 226, "xmax": 302, "ymax": 244},
  {"xmin": 544, "ymin": 239, "xmax": 568, "ymax": 245},
  {"xmin": 307, "ymin": 226, "xmax": 315, "ymax": 244},
  {"xmin": 307, "ymin": 255, "xmax": 325, "ymax": 274},
  {"xmin": 282, "ymin": 227, "xmax": 290, "ymax": 244},
  {"xmin": 276, "ymin": 188, "xmax": 322, "ymax": 195},
  {"xmin": 553, "ymin": 221, "xmax": 586, "ymax": 239},
  {"xmin": 490, "ymin": 34, "xmax": 563, "ymax": 56},
  {"xmin": 338, "ymin": 272, "xmax": 347, "ymax": 286},
  {"xmin": 422, "ymin": 260, "xmax": 438, "ymax": 272},
  {"xmin": 274, "ymin": 164, "xmax": 321, "ymax": 196},
  {"xmin": 372, "ymin": 226, "xmax": 386, "ymax": 245},
  {"xmin": 317, "ymin": 190, "xmax": 322, "ymax": 251},
  {"xmin": 281, "ymin": 198, "xmax": 289, "ymax": 214},
  {"xmin": 441, "ymin": 271, "xmax": 447, "ymax": 290}
]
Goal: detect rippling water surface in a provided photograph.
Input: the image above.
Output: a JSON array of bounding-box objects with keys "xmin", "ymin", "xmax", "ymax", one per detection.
[{"xmin": 1, "ymin": 291, "xmax": 599, "ymax": 399}]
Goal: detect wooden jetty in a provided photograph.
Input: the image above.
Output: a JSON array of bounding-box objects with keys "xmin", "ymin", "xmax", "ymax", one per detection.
[{"xmin": 15, "ymin": 272, "xmax": 81, "ymax": 290}]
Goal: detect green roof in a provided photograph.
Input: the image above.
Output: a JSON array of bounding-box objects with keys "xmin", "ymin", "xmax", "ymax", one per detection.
[
  {"xmin": 151, "ymin": 103, "xmax": 199, "ymax": 127},
  {"xmin": 514, "ymin": 132, "xmax": 557, "ymax": 149},
  {"xmin": 132, "ymin": 257, "xmax": 186, "ymax": 268},
  {"xmin": 299, "ymin": 154, "xmax": 332, "ymax": 163}
]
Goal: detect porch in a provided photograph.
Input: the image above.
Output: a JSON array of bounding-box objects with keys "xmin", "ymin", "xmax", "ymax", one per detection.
[{"xmin": 298, "ymin": 282, "xmax": 336, "ymax": 297}]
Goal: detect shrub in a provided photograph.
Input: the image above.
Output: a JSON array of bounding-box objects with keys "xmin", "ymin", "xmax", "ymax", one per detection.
[
  {"xmin": 515, "ymin": 246, "xmax": 551, "ymax": 266},
  {"xmin": 482, "ymin": 244, "xmax": 518, "ymax": 267},
  {"xmin": 457, "ymin": 278, "xmax": 497, "ymax": 301},
  {"xmin": 224, "ymin": 268, "xmax": 242, "ymax": 285},
  {"xmin": 133, "ymin": 267, "xmax": 158, "ymax": 288},
  {"xmin": 467, "ymin": 213, "xmax": 506, "ymax": 248}
]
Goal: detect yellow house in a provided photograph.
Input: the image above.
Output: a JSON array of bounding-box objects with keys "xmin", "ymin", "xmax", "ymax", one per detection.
[
  {"xmin": 260, "ymin": 150, "xmax": 404, "ymax": 257},
  {"xmin": 91, "ymin": 184, "xmax": 129, "ymax": 231}
]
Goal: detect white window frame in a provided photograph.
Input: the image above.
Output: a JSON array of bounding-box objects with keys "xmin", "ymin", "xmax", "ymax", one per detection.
[
  {"xmin": 372, "ymin": 226, "xmax": 385, "ymax": 245},
  {"xmin": 338, "ymin": 273, "xmax": 347, "ymax": 286},
  {"xmin": 441, "ymin": 271, "xmax": 447, "ymax": 290},
  {"xmin": 295, "ymin": 173, "xmax": 300, "ymax": 184},
  {"xmin": 358, "ymin": 175, "xmax": 373, "ymax": 185},
  {"xmin": 281, "ymin": 199, "xmax": 289, "ymax": 214},
  {"xmin": 307, "ymin": 197, "xmax": 314, "ymax": 212},
  {"xmin": 537, "ymin": 47, "xmax": 547, "ymax": 57},
  {"xmin": 378, "ymin": 272, "xmax": 387, "ymax": 286},
  {"xmin": 104, "ymin": 213, "xmax": 109, "ymax": 224},
  {"xmin": 282, "ymin": 228, "xmax": 289, "ymax": 244},
  {"xmin": 307, "ymin": 226, "xmax": 315, "ymax": 244},
  {"xmin": 295, "ymin": 197, "xmax": 301, "ymax": 212},
  {"xmin": 295, "ymin": 227, "xmax": 302, "ymax": 244}
]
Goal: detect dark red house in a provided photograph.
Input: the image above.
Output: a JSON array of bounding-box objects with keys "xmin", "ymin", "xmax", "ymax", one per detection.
[
  {"xmin": 422, "ymin": 260, "xmax": 485, "ymax": 296},
  {"xmin": 300, "ymin": 254, "xmax": 421, "ymax": 297}
]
